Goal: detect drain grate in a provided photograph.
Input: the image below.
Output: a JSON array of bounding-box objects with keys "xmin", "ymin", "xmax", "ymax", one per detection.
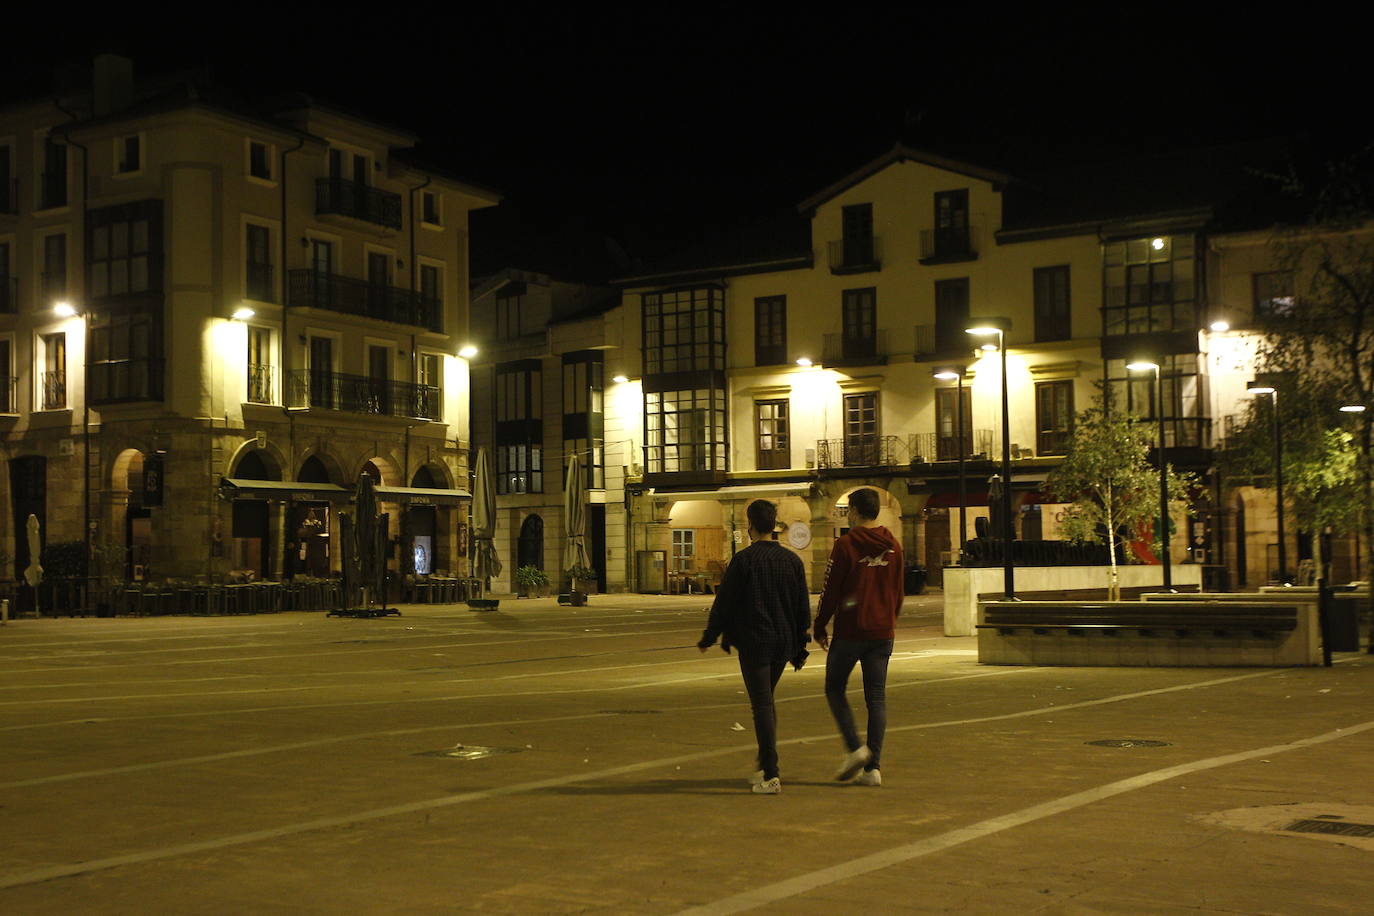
[
  {"xmin": 1085, "ymin": 739, "xmax": 1171, "ymax": 748},
  {"xmin": 1285, "ymin": 818, "xmax": 1374, "ymax": 838},
  {"xmin": 598, "ymin": 709, "xmax": 663, "ymax": 715},
  {"xmin": 414, "ymin": 745, "xmax": 523, "ymax": 760}
]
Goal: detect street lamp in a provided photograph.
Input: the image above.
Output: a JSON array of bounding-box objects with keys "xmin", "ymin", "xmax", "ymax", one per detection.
[
  {"xmin": 933, "ymin": 367, "xmax": 968, "ymax": 554},
  {"xmin": 1248, "ymin": 379, "xmax": 1287, "ymax": 584},
  {"xmin": 966, "ymin": 317, "xmax": 1014, "ymax": 599},
  {"xmin": 1127, "ymin": 361, "xmax": 1172, "ymax": 590}
]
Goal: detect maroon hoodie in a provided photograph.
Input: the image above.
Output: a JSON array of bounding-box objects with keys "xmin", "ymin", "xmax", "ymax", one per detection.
[{"xmin": 814, "ymin": 525, "xmax": 904, "ymax": 640}]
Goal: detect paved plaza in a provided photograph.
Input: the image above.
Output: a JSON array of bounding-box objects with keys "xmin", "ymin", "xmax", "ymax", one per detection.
[{"xmin": 1, "ymin": 594, "xmax": 1371, "ymax": 914}]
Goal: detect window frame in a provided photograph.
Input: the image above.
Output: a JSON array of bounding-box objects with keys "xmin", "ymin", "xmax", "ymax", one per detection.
[
  {"xmin": 1253, "ymin": 270, "xmax": 1296, "ymax": 319},
  {"xmin": 246, "ymin": 323, "xmax": 275, "ymax": 405},
  {"xmin": 755, "ymin": 398, "xmax": 790, "ymax": 470},
  {"xmin": 35, "ymin": 128, "xmax": 69, "ymax": 212},
  {"xmin": 113, "ymin": 132, "xmax": 143, "ymax": 177},
  {"xmin": 420, "ymin": 190, "xmax": 443, "ymax": 228},
  {"xmin": 0, "ymin": 334, "xmax": 15, "ymax": 414},
  {"xmin": 753, "ymin": 295, "xmax": 786, "ymax": 366},
  {"xmin": 246, "ymin": 139, "xmax": 276, "ymax": 185},
  {"xmin": 37, "ymin": 329, "xmax": 67, "ymax": 411},
  {"xmin": 1033, "ymin": 264, "xmax": 1072, "ymax": 342},
  {"xmin": 1034, "ymin": 380, "xmax": 1074, "ymax": 456}
]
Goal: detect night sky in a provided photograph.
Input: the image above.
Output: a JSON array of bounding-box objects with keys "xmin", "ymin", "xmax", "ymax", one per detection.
[{"xmin": 3, "ymin": 10, "xmax": 1364, "ymax": 278}]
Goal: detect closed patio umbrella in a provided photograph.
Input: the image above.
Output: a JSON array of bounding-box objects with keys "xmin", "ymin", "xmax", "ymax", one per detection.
[
  {"xmin": 23, "ymin": 514, "xmax": 43, "ymax": 589},
  {"xmin": 472, "ymin": 448, "xmax": 501, "ymax": 596},
  {"xmin": 563, "ymin": 454, "xmax": 591, "ymax": 596},
  {"xmin": 355, "ymin": 472, "xmax": 387, "ymax": 612}
]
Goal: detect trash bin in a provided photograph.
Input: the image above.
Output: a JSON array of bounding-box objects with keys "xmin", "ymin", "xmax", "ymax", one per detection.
[
  {"xmin": 1327, "ymin": 595, "xmax": 1362, "ymax": 652},
  {"xmin": 905, "ymin": 564, "xmax": 927, "ymax": 595}
]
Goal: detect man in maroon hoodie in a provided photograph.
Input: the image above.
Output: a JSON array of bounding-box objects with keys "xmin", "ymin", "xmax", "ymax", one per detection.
[{"xmin": 814, "ymin": 487, "xmax": 904, "ymax": 786}]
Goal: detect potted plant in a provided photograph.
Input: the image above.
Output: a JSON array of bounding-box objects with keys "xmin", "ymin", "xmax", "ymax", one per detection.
[
  {"xmin": 568, "ymin": 564, "xmax": 598, "ymax": 596},
  {"xmin": 515, "ymin": 565, "xmax": 550, "ymax": 598}
]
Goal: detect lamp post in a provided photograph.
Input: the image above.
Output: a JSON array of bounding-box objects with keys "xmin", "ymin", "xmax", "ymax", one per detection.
[
  {"xmin": 1248, "ymin": 380, "xmax": 1286, "ymax": 584},
  {"xmin": 1340, "ymin": 404, "xmax": 1374, "ymax": 655},
  {"xmin": 933, "ymin": 367, "xmax": 968, "ymax": 554},
  {"xmin": 1128, "ymin": 361, "xmax": 1172, "ymax": 590},
  {"xmin": 966, "ymin": 318, "xmax": 1014, "ymax": 599}
]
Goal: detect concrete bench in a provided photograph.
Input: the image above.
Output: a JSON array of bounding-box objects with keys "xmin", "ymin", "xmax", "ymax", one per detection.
[{"xmin": 976, "ymin": 600, "xmax": 1320, "ymax": 667}]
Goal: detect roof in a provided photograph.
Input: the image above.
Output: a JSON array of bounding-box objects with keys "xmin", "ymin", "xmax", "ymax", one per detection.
[
  {"xmin": 797, "ymin": 144, "xmax": 1014, "ymax": 215},
  {"xmin": 611, "ymin": 211, "xmax": 813, "ymax": 287}
]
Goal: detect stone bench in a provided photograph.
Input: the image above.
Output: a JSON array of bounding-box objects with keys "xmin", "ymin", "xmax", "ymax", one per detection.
[{"xmin": 976, "ymin": 600, "xmax": 1320, "ymax": 667}]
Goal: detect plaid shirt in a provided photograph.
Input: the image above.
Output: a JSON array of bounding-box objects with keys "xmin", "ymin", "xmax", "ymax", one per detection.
[{"xmin": 698, "ymin": 541, "xmax": 811, "ymax": 663}]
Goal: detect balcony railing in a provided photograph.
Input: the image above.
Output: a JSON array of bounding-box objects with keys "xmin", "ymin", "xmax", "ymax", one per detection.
[
  {"xmin": 315, "ymin": 177, "xmax": 402, "ymax": 230},
  {"xmin": 822, "ymin": 328, "xmax": 888, "ymax": 365},
  {"xmin": 247, "ymin": 363, "xmax": 275, "ymax": 404},
  {"xmin": 286, "ymin": 369, "xmax": 442, "ymax": 420},
  {"xmin": 0, "ymin": 178, "xmax": 16, "ymax": 214},
  {"xmin": 827, "ymin": 236, "xmax": 882, "ymax": 274},
  {"xmin": 911, "ymin": 429, "xmax": 996, "ymax": 462},
  {"xmin": 89, "ymin": 357, "xmax": 165, "ymax": 404},
  {"xmin": 919, "ymin": 225, "xmax": 979, "ymax": 263},
  {"xmin": 816, "ymin": 435, "xmax": 916, "ymax": 469},
  {"xmin": 41, "ymin": 370, "xmax": 67, "ymax": 410},
  {"xmin": 1, "ymin": 376, "xmax": 16, "ymax": 413},
  {"xmin": 288, "ymin": 269, "xmax": 442, "ymax": 332},
  {"xmin": 246, "ymin": 262, "xmax": 274, "ymax": 302},
  {"xmin": 1, "ymin": 277, "xmax": 15, "ymax": 314}
]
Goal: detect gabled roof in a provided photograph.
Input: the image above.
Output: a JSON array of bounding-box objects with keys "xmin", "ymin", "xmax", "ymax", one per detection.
[{"xmin": 797, "ymin": 144, "xmax": 1013, "ymax": 215}]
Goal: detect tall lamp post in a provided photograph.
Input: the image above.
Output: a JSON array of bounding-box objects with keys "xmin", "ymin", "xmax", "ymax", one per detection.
[
  {"xmin": 1340, "ymin": 403, "xmax": 1374, "ymax": 655},
  {"xmin": 1248, "ymin": 380, "xmax": 1287, "ymax": 584},
  {"xmin": 966, "ymin": 318, "xmax": 1014, "ymax": 599},
  {"xmin": 1127, "ymin": 361, "xmax": 1172, "ymax": 590},
  {"xmin": 933, "ymin": 367, "xmax": 968, "ymax": 554}
]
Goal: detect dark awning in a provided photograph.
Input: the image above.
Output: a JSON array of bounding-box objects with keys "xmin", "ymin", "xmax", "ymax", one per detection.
[
  {"xmin": 376, "ymin": 485, "xmax": 471, "ymax": 505},
  {"xmin": 219, "ymin": 478, "xmax": 351, "ymax": 501}
]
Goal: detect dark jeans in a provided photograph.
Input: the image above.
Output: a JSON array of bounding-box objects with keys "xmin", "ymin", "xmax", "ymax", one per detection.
[
  {"xmin": 738, "ymin": 652, "xmax": 787, "ymax": 779},
  {"xmin": 824, "ymin": 637, "xmax": 894, "ymax": 770}
]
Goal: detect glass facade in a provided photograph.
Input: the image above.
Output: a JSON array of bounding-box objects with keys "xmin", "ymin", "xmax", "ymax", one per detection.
[
  {"xmin": 1103, "ymin": 234, "xmax": 1197, "ymax": 336},
  {"xmin": 645, "ymin": 388, "xmax": 727, "ymax": 474}
]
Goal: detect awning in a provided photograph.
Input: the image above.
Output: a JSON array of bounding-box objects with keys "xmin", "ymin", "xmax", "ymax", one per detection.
[
  {"xmin": 376, "ymin": 485, "xmax": 471, "ymax": 505},
  {"xmin": 219, "ymin": 478, "xmax": 351, "ymax": 500},
  {"xmin": 650, "ymin": 482, "xmax": 813, "ymax": 502},
  {"xmin": 923, "ymin": 491, "xmax": 990, "ymax": 508}
]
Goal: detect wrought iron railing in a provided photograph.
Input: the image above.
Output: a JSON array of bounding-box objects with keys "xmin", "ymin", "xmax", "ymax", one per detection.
[
  {"xmin": 247, "ymin": 363, "xmax": 275, "ymax": 404},
  {"xmin": 0, "ymin": 277, "xmax": 16, "ymax": 313},
  {"xmin": 246, "ymin": 262, "xmax": 274, "ymax": 302},
  {"xmin": 41, "ymin": 370, "xmax": 67, "ymax": 409},
  {"xmin": 89, "ymin": 357, "xmax": 165, "ymax": 404},
  {"xmin": 315, "ymin": 177, "xmax": 402, "ymax": 230},
  {"xmin": 910, "ymin": 429, "xmax": 995, "ymax": 462},
  {"xmin": 816, "ymin": 435, "xmax": 922, "ymax": 469},
  {"xmin": 920, "ymin": 225, "xmax": 979, "ymax": 261},
  {"xmin": 288, "ymin": 269, "xmax": 442, "ymax": 332},
  {"xmin": 826, "ymin": 236, "xmax": 882, "ymax": 273},
  {"xmin": 286, "ymin": 369, "xmax": 442, "ymax": 420},
  {"xmin": 0, "ymin": 376, "xmax": 16, "ymax": 413},
  {"xmin": 822, "ymin": 328, "xmax": 889, "ymax": 364}
]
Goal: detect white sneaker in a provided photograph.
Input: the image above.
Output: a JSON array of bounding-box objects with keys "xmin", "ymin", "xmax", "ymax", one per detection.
[
  {"xmin": 853, "ymin": 769, "xmax": 882, "ymax": 787},
  {"xmin": 749, "ymin": 769, "xmax": 765, "ymax": 786},
  {"xmin": 835, "ymin": 745, "xmax": 872, "ymax": 781},
  {"xmin": 751, "ymin": 777, "xmax": 781, "ymax": 795}
]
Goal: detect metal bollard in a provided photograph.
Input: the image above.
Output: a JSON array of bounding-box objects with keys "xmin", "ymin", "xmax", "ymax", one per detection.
[{"xmin": 1, "ymin": 598, "xmax": 8, "ymax": 625}]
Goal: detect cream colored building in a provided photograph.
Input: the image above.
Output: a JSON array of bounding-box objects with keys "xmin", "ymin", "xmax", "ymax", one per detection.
[
  {"xmin": 612, "ymin": 144, "xmax": 1312, "ymax": 593},
  {"xmin": 0, "ymin": 56, "xmax": 498, "ymax": 593}
]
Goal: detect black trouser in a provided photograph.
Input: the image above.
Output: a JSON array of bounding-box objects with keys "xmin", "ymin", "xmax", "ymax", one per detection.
[
  {"xmin": 738, "ymin": 652, "xmax": 787, "ymax": 779},
  {"xmin": 824, "ymin": 638, "xmax": 894, "ymax": 770}
]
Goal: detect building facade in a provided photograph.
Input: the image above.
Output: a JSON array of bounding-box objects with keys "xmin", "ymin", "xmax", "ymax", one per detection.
[{"xmin": 0, "ymin": 56, "xmax": 497, "ymax": 590}]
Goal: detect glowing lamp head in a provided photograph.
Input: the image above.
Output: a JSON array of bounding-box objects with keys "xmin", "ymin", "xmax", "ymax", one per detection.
[
  {"xmin": 612, "ymin": 374, "xmax": 629, "ymax": 384},
  {"xmin": 932, "ymin": 370, "xmax": 960, "ymax": 381},
  {"xmin": 965, "ymin": 326, "xmax": 1000, "ymax": 337},
  {"xmin": 1340, "ymin": 405, "xmax": 1366, "ymax": 413},
  {"xmin": 795, "ymin": 357, "xmax": 812, "ymax": 368},
  {"xmin": 53, "ymin": 302, "xmax": 77, "ymax": 318},
  {"xmin": 1151, "ymin": 237, "xmax": 1165, "ymax": 250},
  {"xmin": 1247, "ymin": 385, "xmax": 1276, "ymax": 395},
  {"xmin": 980, "ymin": 343, "xmax": 997, "ymax": 352},
  {"xmin": 231, "ymin": 307, "xmax": 255, "ymax": 321},
  {"xmin": 1126, "ymin": 361, "xmax": 1160, "ymax": 373},
  {"xmin": 1209, "ymin": 320, "xmax": 1230, "ymax": 332},
  {"xmin": 458, "ymin": 345, "xmax": 478, "ymax": 359}
]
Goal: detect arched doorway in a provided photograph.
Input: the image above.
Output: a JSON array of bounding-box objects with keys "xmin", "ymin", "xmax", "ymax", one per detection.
[
  {"xmin": 517, "ymin": 514, "xmax": 543, "ymax": 572},
  {"xmin": 292, "ymin": 456, "xmax": 335, "ymax": 577},
  {"xmin": 230, "ymin": 448, "xmax": 278, "ymax": 581},
  {"xmin": 408, "ymin": 465, "xmax": 439, "ymax": 575}
]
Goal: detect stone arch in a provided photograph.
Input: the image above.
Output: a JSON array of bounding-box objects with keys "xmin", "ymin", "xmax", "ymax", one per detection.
[
  {"xmin": 517, "ymin": 513, "xmax": 544, "ymax": 571},
  {"xmin": 832, "ymin": 484, "xmax": 903, "ymax": 535},
  {"xmin": 356, "ymin": 454, "xmax": 402, "ymax": 487},
  {"xmin": 226, "ymin": 439, "xmax": 285, "ymax": 480},
  {"xmin": 411, "ymin": 461, "xmax": 454, "ymax": 489},
  {"xmin": 667, "ymin": 500, "xmax": 725, "ymax": 576},
  {"xmin": 294, "ymin": 448, "xmax": 345, "ymax": 485}
]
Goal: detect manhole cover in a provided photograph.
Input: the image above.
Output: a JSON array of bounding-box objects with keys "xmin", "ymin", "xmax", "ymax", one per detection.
[
  {"xmin": 1285, "ymin": 818, "xmax": 1374, "ymax": 838},
  {"xmin": 1085, "ymin": 739, "xmax": 1171, "ymax": 748},
  {"xmin": 415, "ymin": 745, "xmax": 523, "ymax": 760},
  {"xmin": 598, "ymin": 709, "xmax": 663, "ymax": 715}
]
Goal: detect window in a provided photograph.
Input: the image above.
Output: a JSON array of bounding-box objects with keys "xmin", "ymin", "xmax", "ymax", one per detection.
[
  {"xmin": 0, "ymin": 338, "xmax": 14, "ymax": 413},
  {"xmin": 0, "ymin": 241, "xmax": 12, "ymax": 313},
  {"xmin": 245, "ymin": 223, "xmax": 273, "ymax": 301},
  {"xmin": 1106, "ymin": 355, "xmax": 1209, "ymax": 448},
  {"xmin": 1103, "ymin": 235, "xmax": 1196, "ymax": 335},
  {"xmin": 644, "ymin": 388, "xmax": 727, "ymax": 474},
  {"xmin": 1035, "ymin": 381, "xmax": 1074, "ymax": 455},
  {"xmin": 841, "ymin": 203, "xmax": 875, "ymax": 267},
  {"xmin": 496, "ymin": 361, "xmax": 543, "ymax": 494},
  {"xmin": 88, "ymin": 201, "xmax": 161, "ymax": 300},
  {"xmin": 642, "ymin": 286, "xmax": 725, "ymax": 375},
  {"xmin": 416, "ymin": 352, "xmax": 442, "ymax": 419},
  {"xmin": 756, "ymin": 399, "xmax": 790, "ymax": 470},
  {"xmin": 754, "ymin": 296, "xmax": 786, "ymax": 366},
  {"xmin": 1033, "ymin": 265, "xmax": 1071, "ymax": 341},
  {"xmin": 935, "ymin": 386, "xmax": 972, "ymax": 459},
  {"xmin": 1254, "ymin": 271, "xmax": 1295, "ymax": 318},
  {"xmin": 40, "ymin": 332, "xmax": 66, "ymax": 409},
  {"xmin": 0, "ymin": 143, "xmax": 14, "ymax": 213},
  {"xmin": 563, "ymin": 353, "xmax": 605, "ymax": 489},
  {"xmin": 89, "ymin": 312, "xmax": 163, "ymax": 403},
  {"xmin": 842, "ymin": 287, "xmax": 876, "ymax": 360},
  {"xmin": 420, "ymin": 263, "xmax": 442, "ymax": 330},
  {"xmin": 843, "ymin": 392, "xmax": 879, "ymax": 465},
  {"xmin": 39, "ymin": 133, "xmax": 67, "ymax": 210},
  {"xmin": 248, "ymin": 141, "xmax": 273, "ymax": 181},
  {"xmin": 933, "ymin": 189, "xmax": 969, "ymax": 256},
  {"xmin": 247, "ymin": 325, "xmax": 273, "ymax": 404},
  {"xmin": 42, "ymin": 233, "xmax": 67, "ymax": 303},
  {"xmin": 671, "ymin": 529, "xmax": 695, "ymax": 570},
  {"xmin": 116, "ymin": 135, "xmax": 141, "ymax": 174},
  {"xmin": 422, "ymin": 191, "xmax": 441, "ymax": 226},
  {"xmin": 496, "ymin": 281, "xmax": 525, "ymax": 340},
  {"xmin": 934, "ymin": 278, "xmax": 969, "ymax": 354}
]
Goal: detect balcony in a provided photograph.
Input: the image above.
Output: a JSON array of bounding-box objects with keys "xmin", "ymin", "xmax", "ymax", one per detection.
[
  {"xmin": 827, "ymin": 237, "xmax": 882, "ymax": 274},
  {"xmin": 315, "ymin": 177, "xmax": 402, "ymax": 230},
  {"xmin": 90, "ymin": 357, "xmax": 165, "ymax": 404},
  {"xmin": 816, "ymin": 435, "xmax": 916, "ymax": 470},
  {"xmin": 288, "ymin": 270, "xmax": 442, "ymax": 332},
  {"xmin": 919, "ymin": 225, "xmax": 979, "ymax": 264},
  {"xmin": 247, "ymin": 363, "xmax": 275, "ymax": 404},
  {"xmin": 822, "ymin": 329, "xmax": 888, "ymax": 366},
  {"xmin": 1, "ymin": 277, "xmax": 15, "ymax": 314},
  {"xmin": 41, "ymin": 370, "xmax": 66, "ymax": 410},
  {"xmin": 286, "ymin": 369, "xmax": 442, "ymax": 421},
  {"xmin": 910, "ymin": 430, "xmax": 996, "ymax": 462}
]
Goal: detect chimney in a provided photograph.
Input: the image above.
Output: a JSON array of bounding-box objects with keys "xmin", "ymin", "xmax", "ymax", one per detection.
[{"xmin": 93, "ymin": 54, "xmax": 133, "ymax": 117}]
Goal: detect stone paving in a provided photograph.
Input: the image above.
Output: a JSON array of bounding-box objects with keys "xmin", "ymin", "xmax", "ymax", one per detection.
[{"xmin": 1, "ymin": 593, "xmax": 1371, "ymax": 914}]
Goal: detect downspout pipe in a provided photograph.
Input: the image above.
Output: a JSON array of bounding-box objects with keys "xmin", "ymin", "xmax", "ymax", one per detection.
[
  {"xmin": 279, "ymin": 136, "xmax": 306, "ymax": 582},
  {"xmin": 402, "ymin": 173, "xmax": 431, "ymax": 577}
]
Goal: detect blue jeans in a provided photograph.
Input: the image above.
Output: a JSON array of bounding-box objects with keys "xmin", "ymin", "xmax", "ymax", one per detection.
[
  {"xmin": 738, "ymin": 652, "xmax": 787, "ymax": 779},
  {"xmin": 824, "ymin": 638, "xmax": 894, "ymax": 770}
]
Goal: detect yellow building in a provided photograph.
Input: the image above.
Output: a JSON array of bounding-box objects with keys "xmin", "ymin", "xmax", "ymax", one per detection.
[
  {"xmin": 612, "ymin": 143, "xmax": 1309, "ymax": 593},
  {"xmin": 0, "ymin": 56, "xmax": 498, "ymax": 596}
]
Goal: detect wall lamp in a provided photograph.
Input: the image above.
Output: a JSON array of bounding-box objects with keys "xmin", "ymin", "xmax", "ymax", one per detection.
[
  {"xmin": 54, "ymin": 302, "xmax": 79, "ymax": 318},
  {"xmin": 458, "ymin": 345, "xmax": 478, "ymax": 359},
  {"xmin": 231, "ymin": 307, "xmax": 255, "ymax": 321}
]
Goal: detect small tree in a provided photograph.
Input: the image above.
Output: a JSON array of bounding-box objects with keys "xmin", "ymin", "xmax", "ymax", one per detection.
[{"xmin": 1046, "ymin": 399, "xmax": 1195, "ymax": 600}]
